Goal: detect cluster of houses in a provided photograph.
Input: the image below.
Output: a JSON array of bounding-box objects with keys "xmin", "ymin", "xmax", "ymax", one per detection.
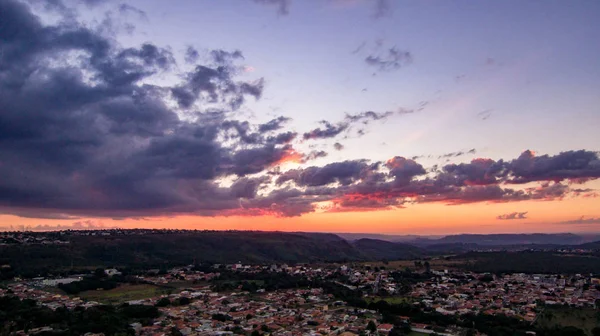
[
  {"xmin": 405, "ymin": 272, "xmax": 600, "ymax": 322},
  {"xmin": 4, "ymin": 260, "xmax": 600, "ymax": 335},
  {"xmin": 138, "ymin": 287, "xmax": 387, "ymax": 335}
]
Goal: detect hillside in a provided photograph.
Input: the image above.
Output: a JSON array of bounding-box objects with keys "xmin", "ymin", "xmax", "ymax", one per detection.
[
  {"xmin": 352, "ymin": 238, "xmax": 423, "ymax": 260},
  {"xmin": 411, "ymin": 233, "xmax": 584, "ymax": 246},
  {"xmin": 0, "ymin": 231, "xmax": 362, "ymax": 277}
]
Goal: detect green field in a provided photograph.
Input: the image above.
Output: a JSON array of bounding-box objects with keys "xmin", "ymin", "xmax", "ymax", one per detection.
[
  {"xmin": 77, "ymin": 284, "xmax": 168, "ymax": 304},
  {"xmin": 536, "ymin": 307, "xmax": 600, "ymax": 336}
]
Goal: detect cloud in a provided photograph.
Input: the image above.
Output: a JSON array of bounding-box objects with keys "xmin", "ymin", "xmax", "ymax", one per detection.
[
  {"xmin": 303, "ymin": 150, "xmax": 328, "ymax": 162},
  {"xmin": 118, "ymin": 3, "xmax": 147, "ymax": 20},
  {"xmin": 0, "ymin": 0, "xmax": 598, "ymax": 219},
  {"xmin": 344, "ymin": 110, "xmax": 394, "ymax": 124},
  {"xmin": 185, "ymin": 46, "xmax": 199, "ymax": 64},
  {"xmin": 478, "ymin": 109, "xmax": 493, "ymax": 120},
  {"xmin": 303, "ymin": 109, "xmax": 406, "ymax": 140},
  {"xmin": 507, "ymin": 150, "xmax": 600, "ymax": 184},
  {"xmin": 252, "ymin": 0, "xmax": 290, "ymax": 15},
  {"xmin": 497, "ymin": 212, "xmax": 528, "ymax": 220},
  {"xmin": 556, "ymin": 216, "xmax": 600, "ymax": 225},
  {"xmin": 276, "ymin": 160, "xmax": 372, "ymax": 187},
  {"xmin": 365, "ymin": 47, "xmax": 412, "ymax": 73},
  {"xmin": 266, "ymin": 131, "xmax": 297, "ymax": 145},
  {"xmin": 81, "ymin": 0, "xmax": 107, "ymax": 7},
  {"xmin": 385, "ymin": 157, "xmax": 427, "ymax": 186},
  {"xmin": 334, "ymin": 142, "xmax": 344, "ymax": 151},
  {"xmin": 303, "ymin": 121, "xmax": 349, "ymax": 140},
  {"xmin": 258, "ymin": 116, "xmax": 292, "ymax": 132},
  {"xmin": 439, "ymin": 149, "xmax": 477, "ymax": 159},
  {"xmin": 373, "ymin": 0, "xmax": 391, "ymax": 18},
  {"xmin": 0, "ymin": 0, "xmax": 296, "ymax": 218},
  {"xmin": 210, "ymin": 49, "xmax": 244, "ymax": 65}
]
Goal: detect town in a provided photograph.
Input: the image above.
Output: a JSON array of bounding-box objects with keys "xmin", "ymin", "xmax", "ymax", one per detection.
[{"xmin": 2, "ymin": 259, "xmax": 600, "ymax": 336}]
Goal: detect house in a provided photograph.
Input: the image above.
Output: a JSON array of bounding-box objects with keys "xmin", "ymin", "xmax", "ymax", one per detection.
[
  {"xmin": 377, "ymin": 323, "xmax": 394, "ymax": 334},
  {"xmin": 105, "ymin": 268, "xmax": 122, "ymax": 277}
]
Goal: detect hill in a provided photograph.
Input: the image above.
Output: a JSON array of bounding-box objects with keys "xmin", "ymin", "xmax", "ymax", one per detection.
[
  {"xmin": 411, "ymin": 233, "xmax": 584, "ymax": 246},
  {"xmin": 1, "ymin": 231, "xmax": 421, "ymax": 278},
  {"xmin": 352, "ymin": 238, "xmax": 423, "ymax": 260},
  {"xmin": 0, "ymin": 231, "xmax": 364, "ymax": 277}
]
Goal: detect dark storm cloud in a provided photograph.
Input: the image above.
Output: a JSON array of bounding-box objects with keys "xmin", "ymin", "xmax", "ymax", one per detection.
[
  {"xmin": 497, "ymin": 212, "xmax": 528, "ymax": 220},
  {"xmin": 365, "ymin": 47, "xmax": 412, "ymax": 72},
  {"xmin": 252, "ymin": 0, "xmax": 290, "ymax": 15},
  {"xmin": 0, "ymin": 0, "xmax": 289, "ymax": 218}
]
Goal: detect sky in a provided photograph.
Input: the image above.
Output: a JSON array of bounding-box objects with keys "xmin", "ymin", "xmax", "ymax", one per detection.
[{"xmin": 1, "ymin": 0, "xmax": 600, "ymax": 235}]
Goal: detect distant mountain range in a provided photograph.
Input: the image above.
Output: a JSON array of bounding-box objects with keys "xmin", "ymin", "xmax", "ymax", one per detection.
[
  {"xmin": 337, "ymin": 232, "xmax": 600, "ymax": 246},
  {"xmin": 3, "ymin": 230, "xmax": 600, "ymax": 278}
]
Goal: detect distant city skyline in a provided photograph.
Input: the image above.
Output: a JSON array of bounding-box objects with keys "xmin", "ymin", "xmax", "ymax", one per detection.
[{"xmin": 1, "ymin": 0, "xmax": 599, "ymax": 234}]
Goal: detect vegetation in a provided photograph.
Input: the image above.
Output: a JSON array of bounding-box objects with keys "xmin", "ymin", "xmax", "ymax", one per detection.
[
  {"xmin": 0, "ymin": 296, "xmax": 159, "ymax": 335},
  {"xmin": 5, "ymin": 231, "xmax": 600, "ymax": 279},
  {"xmin": 77, "ymin": 284, "xmax": 167, "ymax": 305},
  {"xmin": 0, "ymin": 231, "xmax": 365, "ymax": 278},
  {"xmin": 536, "ymin": 307, "xmax": 600, "ymax": 336},
  {"xmin": 211, "ymin": 270, "xmax": 312, "ymax": 292},
  {"xmin": 459, "ymin": 251, "xmax": 600, "ymax": 274}
]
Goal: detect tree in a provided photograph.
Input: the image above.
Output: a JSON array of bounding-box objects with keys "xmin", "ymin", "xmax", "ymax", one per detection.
[
  {"xmin": 170, "ymin": 327, "xmax": 183, "ymax": 336},
  {"xmin": 155, "ymin": 298, "xmax": 170, "ymax": 307},
  {"xmin": 592, "ymin": 327, "xmax": 600, "ymax": 336},
  {"xmin": 94, "ymin": 267, "xmax": 106, "ymax": 278},
  {"xmin": 462, "ymin": 329, "xmax": 476, "ymax": 336},
  {"xmin": 367, "ymin": 320, "xmax": 377, "ymax": 333},
  {"xmin": 175, "ymin": 297, "xmax": 191, "ymax": 306},
  {"xmin": 389, "ymin": 326, "xmax": 405, "ymax": 336}
]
